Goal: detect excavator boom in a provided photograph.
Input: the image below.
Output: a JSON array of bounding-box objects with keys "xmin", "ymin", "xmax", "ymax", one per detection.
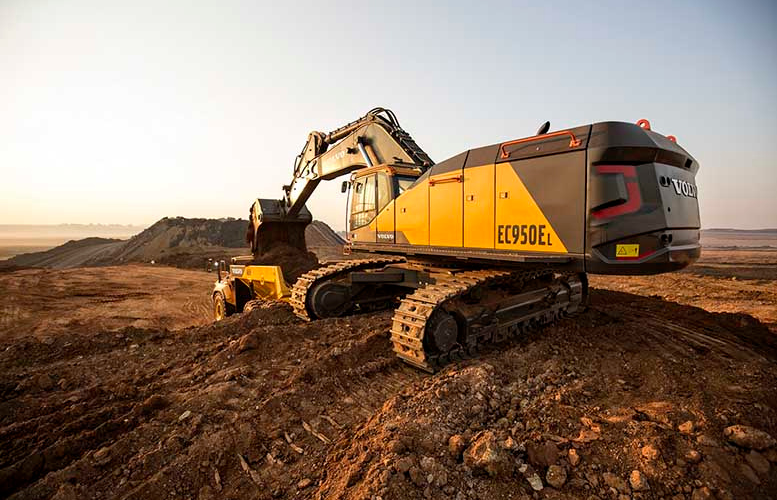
[{"xmin": 247, "ymin": 108, "xmax": 431, "ymax": 255}]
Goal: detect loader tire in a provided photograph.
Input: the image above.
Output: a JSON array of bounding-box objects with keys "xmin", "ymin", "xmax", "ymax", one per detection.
[
  {"xmin": 213, "ymin": 292, "xmax": 230, "ymax": 321},
  {"xmin": 243, "ymin": 300, "xmax": 262, "ymax": 314}
]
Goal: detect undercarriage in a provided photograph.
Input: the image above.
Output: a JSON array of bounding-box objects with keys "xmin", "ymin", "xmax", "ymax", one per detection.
[{"xmin": 290, "ymin": 258, "xmax": 587, "ymax": 372}]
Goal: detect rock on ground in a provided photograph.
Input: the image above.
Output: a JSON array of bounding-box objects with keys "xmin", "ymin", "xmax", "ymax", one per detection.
[
  {"xmin": 629, "ymin": 470, "xmax": 649, "ymax": 491},
  {"xmin": 546, "ymin": 464, "xmax": 567, "ymax": 488},
  {"xmin": 602, "ymin": 472, "xmax": 630, "ymax": 493},
  {"xmin": 463, "ymin": 431, "xmax": 510, "ymax": 477},
  {"xmin": 724, "ymin": 425, "xmax": 777, "ymax": 450},
  {"xmin": 527, "ymin": 440, "xmax": 560, "ymax": 468}
]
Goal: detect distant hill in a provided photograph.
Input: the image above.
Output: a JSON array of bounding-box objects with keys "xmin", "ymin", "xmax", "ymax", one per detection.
[
  {"xmin": 5, "ymin": 237, "xmax": 125, "ymax": 269},
  {"xmin": 0, "ymin": 223, "xmax": 147, "ymax": 260},
  {"xmin": 0, "ymin": 217, "xmax": 344, "ymax": 270},
  {"xmin": 703, "ymin": 228, "xmax": 777, "ymax": 234},
  {"xmin": 701, "ymin": 229, "xmax": 777, "ymax": 249},
  {"xmin": 0, "ymin": 223, "xmax": 145, "ymax": 240}
]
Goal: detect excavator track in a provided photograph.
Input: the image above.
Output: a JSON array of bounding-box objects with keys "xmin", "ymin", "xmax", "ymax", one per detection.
[
  {"xmin": 389, "ymin": 269, "xmax": 583, "ymax": 372},
  {"xmin": 290, "ymin": 257, "xmax": 406, "ymax": 321}
]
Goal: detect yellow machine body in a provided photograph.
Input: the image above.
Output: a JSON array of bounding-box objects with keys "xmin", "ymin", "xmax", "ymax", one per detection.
[
  {"xmin": 348, "ymin": 162, "xmax": 568, "ymax": 256},
  {"xmin": 212, "ymin": 264, "xmax": 291, "ymax": 317},
  {"xmin": 215, "ymin": 109, "xmax": 701, "ymax": 336},
  {"xmin": 238, "ymin": 265, "xmax": 291, "ymax": 301}
]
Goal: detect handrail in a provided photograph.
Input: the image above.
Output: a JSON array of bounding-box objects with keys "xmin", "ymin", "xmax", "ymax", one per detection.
[
  {"xmin": 429, "ymin": 174, "xmax": 463, "ymax": 186},
  {"xmin": 500, "ymin": 130, "xmax": 582, "ymax": 159}
]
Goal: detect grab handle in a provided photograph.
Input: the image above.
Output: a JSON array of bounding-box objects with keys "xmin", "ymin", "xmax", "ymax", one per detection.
[
  {"xmin": 500, "ymin": 130, "xmax": 582, "ymax": 159},
  {"xmin": 429, "ymin": 174, "xmax": 463, "ymax": 186}
]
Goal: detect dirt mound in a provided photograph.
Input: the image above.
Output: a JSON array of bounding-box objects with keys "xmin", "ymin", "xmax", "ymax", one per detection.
[
  {"xmin": 251, "ymin": 244, "xmax": 320, "ymax": 282},
  {"xmin": 114, "ymin": 217, "xmax": 247, "ymax": 259},
  {"xmin": 1, "ymin": 237, "xmax": 125, "ymax": 270},
  {"xmin": 1, "ymin": 288, "xmax": 776, "ymax": 499},
  {"xmin": 0, "ymin": 218, "xmax": 249, "ymax": 271},
  {"xmin": 319, "ymin": 292, "xmax": 777, "ymax": 500},
  {"xmin": 306, "ymin": 221, "xmax": 345, "ymax": 248}
]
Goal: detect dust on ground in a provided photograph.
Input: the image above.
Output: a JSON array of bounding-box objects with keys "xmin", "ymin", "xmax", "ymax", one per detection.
[{"xmin": 0, "ymin": 250, "xmax": 776, "ymax": 500}]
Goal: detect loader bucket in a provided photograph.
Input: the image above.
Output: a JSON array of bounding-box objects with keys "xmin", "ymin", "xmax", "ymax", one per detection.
[{"xmin": 247, "ymin": 199, "xmax": 313, "ymax": 257}]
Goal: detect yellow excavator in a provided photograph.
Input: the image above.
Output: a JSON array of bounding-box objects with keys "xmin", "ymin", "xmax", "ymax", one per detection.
[{"xmin": 213, "ymin": 107, "xmax": 701, "ymax": 371}]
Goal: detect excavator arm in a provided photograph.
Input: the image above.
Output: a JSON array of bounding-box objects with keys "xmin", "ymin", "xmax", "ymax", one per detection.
[{"xmin": 248, "ymin": 107, "xmax": 432, "ymax": 256}]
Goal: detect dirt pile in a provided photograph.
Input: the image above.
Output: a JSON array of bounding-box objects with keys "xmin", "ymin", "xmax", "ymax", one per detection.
[
  {"xmin": 0, "ymin": 218, "xmax": 248, "ymax": 271},
  {"xmin": 1, "ymin": 289, "xmax": 776, "ymax": 499},
  {"xmin": 2, "ymin": 238, "xmax": 125, "ymax": 270},
  {"xmin": 108, "ymin": 217, "xmax": 248, "ymax": 263},
  {"xmin": 317, "ymin": 292, "xmax": 777, "ymax": 500},
  {"xmin": 250, "ymin": 244, "xmax": 320, "ymax": 282},
  {"xmin": 306, "ymin": 221, "xmax": 345, "ymax": 248}
]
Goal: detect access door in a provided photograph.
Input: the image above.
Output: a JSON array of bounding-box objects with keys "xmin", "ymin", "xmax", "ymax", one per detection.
[
  {"xmin": 374, "ymin": 172, "xmax": 395, "ymax": 243},
  {"xmin": 349, "ymin": 174, "xmax": 377, "ymax": 243},
  {"xmin": 428, "ymin": 152, "xmax": 467, "ymax": 247}
]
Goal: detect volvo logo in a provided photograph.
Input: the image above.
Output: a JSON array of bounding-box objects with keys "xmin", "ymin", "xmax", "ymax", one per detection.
[{"xmin": 670, "ymin": 178, "xmax": 697, "ymax": 199}]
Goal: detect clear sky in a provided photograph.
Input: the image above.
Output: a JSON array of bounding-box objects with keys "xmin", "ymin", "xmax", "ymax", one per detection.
[{"xmin": 1, "ymin": 0, "xmax": 775, "ymax": 230}]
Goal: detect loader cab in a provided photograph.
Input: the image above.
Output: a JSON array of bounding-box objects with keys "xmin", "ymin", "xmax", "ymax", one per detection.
[{"xmin": 347, "ymin": 165, "xmax": 421, "ymax": 244}]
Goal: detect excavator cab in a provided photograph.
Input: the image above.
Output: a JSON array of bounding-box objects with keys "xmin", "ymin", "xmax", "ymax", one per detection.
[{"xmin": 347, "ymin": 165, "xmax": 422, "ymax": 245}]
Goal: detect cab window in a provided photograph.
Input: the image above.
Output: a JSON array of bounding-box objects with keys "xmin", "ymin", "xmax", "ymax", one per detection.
[
  {"xmin": 395, "ymin": 176, "xmax": 416, "ymax": 195},
  {"xmin": 351, "ymin": 174, "xmax": 377, "ymax": 229},
  {"xmin": 377, "ymin": 173, "xmax": 392, "ymax": 211}
]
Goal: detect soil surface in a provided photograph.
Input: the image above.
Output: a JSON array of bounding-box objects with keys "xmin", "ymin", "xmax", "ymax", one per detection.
[
  {"xmin": 0, "ymin": 251, "xmax": 776, "ymax": 500},
  {"xmin": 0, "ymin": 265, "xmax": 215, "ymax": 343},
  {"xmin": 591, "ymin": 249, "xmax": 777, "ymax": 331}
]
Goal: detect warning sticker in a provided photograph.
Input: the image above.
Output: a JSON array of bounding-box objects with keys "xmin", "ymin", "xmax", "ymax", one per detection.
[{"xmin": 616, "ymin": 244, "xmax": 640, "ymax": 258}]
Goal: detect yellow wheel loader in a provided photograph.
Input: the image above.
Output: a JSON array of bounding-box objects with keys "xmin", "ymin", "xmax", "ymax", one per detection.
[{"xmin": 213, "ymin": 107, "xmax": 700, "ymax": 371}]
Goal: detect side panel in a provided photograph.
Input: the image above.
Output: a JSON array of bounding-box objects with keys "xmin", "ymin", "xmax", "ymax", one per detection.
[
  {"xmin": 352, "ymin": 223, "xmax": 376, "ymax": 243},
  {"xmin": 463, "ymin": 163, "xmax": 495, "ymax": 249},
  {"xmin": 495, "ymin": 160, "xmax": 571, "ymax": 254},
  {"xmin": 429, "ymin": 152, "xmax": 467, "ymax": 247},
  {"xmin": 503, "ymin": 150, "xmax": 587, "ymax": 254},
  {"xmin": 375, "ymin": 199, "xmax": 396, "ymax": 243},
  {"xmin": 395, "ymin": 178, "xmax": 429, "ymax": 245}
]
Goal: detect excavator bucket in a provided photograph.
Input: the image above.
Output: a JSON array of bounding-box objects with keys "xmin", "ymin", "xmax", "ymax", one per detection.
[{"xmin": 247, "ymin": 199, "xmax": 313, "ymax": 257}]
